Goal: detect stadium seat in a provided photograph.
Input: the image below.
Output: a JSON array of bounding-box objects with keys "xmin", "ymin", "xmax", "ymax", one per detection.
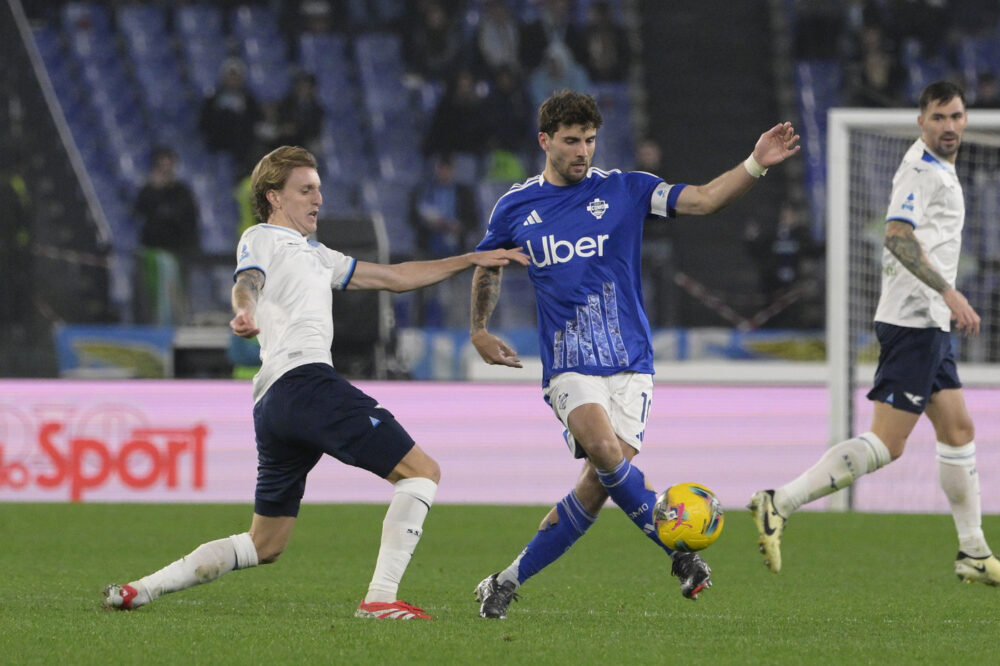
[
  {"xmin": 175, "ymin": 4, "xmax": 224, "ymax": 40},
  {"xmin": 361, "ymin": 179, "xmax": 416, "ymax": 260},
  {"xmin": 116, "ymin": 5, "xmax": 167, "ymax": 40}
]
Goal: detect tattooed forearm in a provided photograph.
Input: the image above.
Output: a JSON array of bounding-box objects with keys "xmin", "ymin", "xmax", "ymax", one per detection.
[
  {"xmin": 884, "ymin": 224, "xmax": 950, "ymax": 293},
  {"xmin": 470, "ymin": 266, "xmax": 502, "ymax": 333},
  {"xmin": 232, "ymin": 268, "xmax": 264, "ymax": 312}
]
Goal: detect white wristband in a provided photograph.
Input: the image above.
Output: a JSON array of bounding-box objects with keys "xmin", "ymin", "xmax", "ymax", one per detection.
[{"xmin": 743, "ymin": 154, "xmax": 768, "ymax": 178}]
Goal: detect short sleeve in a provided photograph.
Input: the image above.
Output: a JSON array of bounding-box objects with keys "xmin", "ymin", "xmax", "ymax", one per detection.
[
  {"xmin": 886, "ymin": 165, "xmax": 932, "ymax": 228},
  {"xmin": 314, "ymin": 242, "xmax": 357, "ymax": 290},
  {"xmin": 476, "ymin": 200, "xmax": 515, "ymax": 251},
  {"xmin": 234, "ymin": 227, "xmax": 272, "ymax": 281}
]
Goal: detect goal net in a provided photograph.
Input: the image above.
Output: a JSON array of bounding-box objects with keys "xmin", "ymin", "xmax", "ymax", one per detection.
[{"xmin": 826, "ymin": 108, "xmax": 1000, "ymax": 510}]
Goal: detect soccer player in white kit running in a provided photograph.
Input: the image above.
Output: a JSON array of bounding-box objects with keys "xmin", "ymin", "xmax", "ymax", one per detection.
[
  {"xmin": 103, "ymin": 146, "xmax": 529, "ymax": 619},
  {"xmin": 469, "ymin": 89, "xmax": 801, "ymax": 618},
  {"xmin": 750, "ymin": 81, "xmax": 1000, "ymax": 586}
]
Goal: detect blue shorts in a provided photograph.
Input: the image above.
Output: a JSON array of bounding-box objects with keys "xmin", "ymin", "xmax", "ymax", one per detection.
[
  {"xmin": 866, "ymin": 323, "xmax": 961, "ymax": 414},
  {"xmin": 251, "ymin": 363, "xmax": 415, "ymax": 517}
]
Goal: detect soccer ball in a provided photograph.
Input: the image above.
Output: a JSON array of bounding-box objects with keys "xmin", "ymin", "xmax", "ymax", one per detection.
[{"xmin": 653, "ymin": 482, "xmax": 725, "ymax": 552}]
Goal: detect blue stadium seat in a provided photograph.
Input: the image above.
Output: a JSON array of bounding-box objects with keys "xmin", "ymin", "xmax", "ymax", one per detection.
[
  {"xmin": 354, "ymin": 33, "xmax": 408, "ymax": 114},
  {"xmin": 362, "ymin": 179, "xmax": 416, "ymax": 260},
  {"xmin": 231, "ymin": 4, "xmax": 278, "ymax": 40},
  {"xmin": 61, "ymin": 2, "xmax": 112, "ymax": 35},
  {"xmin": 116, "ymin": 5, "xmax": 167, "ymax": 40},
  {"xmin": 180, "ymin": 38, "xmax": 230, "ymax": 97},
  {"xmin": 175, "ymin": 4, "xmax": 224, "ymax": 40}
]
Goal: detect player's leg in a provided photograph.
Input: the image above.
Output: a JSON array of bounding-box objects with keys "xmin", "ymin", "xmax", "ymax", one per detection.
[
  {"xmin": 780, "ymin": 402, "xmax": 910, "ymax": 514},
  {"xmin": 103, "ymin": 519, "xmax": 268, "ymax": 610},
  {"xmin": 355, "ymin": 441, "xmax": 439, "ymax": 619},
  {"xmin": 749, "ymin": 403, "xmax": 904, "ymax": 573},
  {"xmin": 926, "ymin": 388, "xmax": 1000, "ymax": 584},
  {"xmin": 105, "ymin": 371, "xmax": 313, "ymax": 611},
  {"xmin": 751, "ymin": 323, "xmax": 933, "ymax": 572},
  {"xmin": 483, "ymin": 459, "xmax": 607, "ymax": 607}
]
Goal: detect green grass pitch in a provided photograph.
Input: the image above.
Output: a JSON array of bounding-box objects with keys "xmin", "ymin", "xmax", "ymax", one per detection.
[{"xmin": 3, "ymin": 503, "xmax": 1000, "ymax": 665}]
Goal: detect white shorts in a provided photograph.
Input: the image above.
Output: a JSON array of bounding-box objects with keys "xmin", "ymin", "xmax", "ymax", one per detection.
[{"xmin": 543, "ymin": 371, "xmax": 654, "ymax": 458}]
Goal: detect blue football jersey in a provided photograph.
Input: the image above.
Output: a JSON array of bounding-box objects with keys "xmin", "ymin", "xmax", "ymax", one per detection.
[{"xmin": 477, "ymin": 168, "xmax": 685, "ymax": 386}]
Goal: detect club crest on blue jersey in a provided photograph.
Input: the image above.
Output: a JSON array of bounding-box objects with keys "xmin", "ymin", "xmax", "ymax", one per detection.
[{"xmin": 587, "ymin": 198, "xmax": 609, "ymax": 219}]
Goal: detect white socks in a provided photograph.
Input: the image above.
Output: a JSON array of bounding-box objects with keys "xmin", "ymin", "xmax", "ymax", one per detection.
[
  {"xmin": 364, "ymin": 477, "xmax": 438, "ymax": 603},
  {"xmin": 937, "ymin": 441, "xmax": 989, "ymax": 557},
  {"xmin": 774, "ymin": 432, "xmax": 892, "ymax": 516},
  {"xmin": 132, "ymin": 532, "xmax": 258, "ymax": 607}
]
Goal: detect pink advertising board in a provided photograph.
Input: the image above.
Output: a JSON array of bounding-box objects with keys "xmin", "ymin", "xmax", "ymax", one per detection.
[{"xmin": 0, "ymin": 380, "xmax": 997, "ymax": 513}]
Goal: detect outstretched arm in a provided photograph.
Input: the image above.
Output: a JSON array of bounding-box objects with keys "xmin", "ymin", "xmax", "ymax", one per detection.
[
  {"xmin": 674, "ymin": 122, "xmax": 800, "ymax": 216},
  {"xmin": 346, "ymin": 248, "xmax": 529, "ymax": 292},
  {"xmin": 470, "ymin": 265, "xmax": 522, "ymax": 367},
  {"xmin": 884, "ymin": 220, "xmax": 980, "ymax": 336},
  {"xmin": 230, "ymin": 268, "xmax": 264, "ymax": 338}
]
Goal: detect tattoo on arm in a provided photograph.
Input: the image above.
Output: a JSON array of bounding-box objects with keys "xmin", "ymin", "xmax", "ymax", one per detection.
[
  {"xmin": 884, "ymin": 224, "xmax": 950, "ymax": 293},
  {"xmin": 232, "ymin": 269, "xmax": 264, "ymax": 310},
  {"xmin": 470, "ymin": 266, "xmax": 502, "ymax": 333}
]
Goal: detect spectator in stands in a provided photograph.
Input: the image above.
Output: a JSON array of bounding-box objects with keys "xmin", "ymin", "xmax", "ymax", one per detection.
[
  {"xmin": 634, "ymin": 137, "xmax": 663, "ymax": 173},
  {"xmin": 476, "ymin": 0, "xmax": 522, "ymax": 76},
  {"xmin": 845, "ymin": 24, "xmax": 905, "ymax": 107},
  {"xmin": 253, "ymin": 102, "xmax": 284, "ymax": 157},
  {"xmin": 528, "ymin": 41, "xmax": 590, "ymax": 108},
  {"xmin": 199, "ymin": 58, "xmax": 261, "ymax": 171},
  {"xmin": 743, "ymin": 201, "xmax": 821, "ymax": 326},
  {"xmin": 482, "ymin": 65, "xmax": 533, "ymax": 156},
  {"xmin": 409, "ymin": 154, "xmax": 479, "ymax": 259},
  {"xmin": 403, "ymin": 0, "xmax": 463, "ymax": 84},
  {"xmin": 975, "ymin": 71, "xmax": 1000, "ymax": 108},
  {"xmin": 277, "ymin": 71, "xmax": 324, "ymax": 151},
  {"xmin": 408, "ymin": 154, "xmax": 480, "ymax": 325},
  {"xmin": 422, "ymin": 68, "xmax": 486, "ymax": 159},
  {"xmin": 0, "ymin": 149, "xmax": 33, "ymax": 326},
  {"xmin": 297, "ymin": 0, "xmax": 336, "ymax": 34},
  {"xmin": 132, "ymin": 146, "xmax": 201, "ymax": 325},
  {"xmin": 574, "ymin": 0, "xmax": 630, "ymax": 82},
  {"xmin": 520, "ymin": 0, "xmax": 584, "ymax": 70}
]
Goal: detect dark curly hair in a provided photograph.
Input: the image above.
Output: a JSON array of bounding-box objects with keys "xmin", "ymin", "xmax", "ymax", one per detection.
[
  {"xmin": 537, "ymin": 89, "xmax": 604, "ymax": 136},
  {"xmin": 919, "ymin": 81, "xmax": 965, "ymax": 113}
]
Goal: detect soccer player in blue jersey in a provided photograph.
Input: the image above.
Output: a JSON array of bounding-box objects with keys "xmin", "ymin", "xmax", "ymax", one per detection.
[
  {"xmin": 103, "ymin": 146, "xmax": 529, "ymax": 620},
  {"xmin": 469, "ymin": 89, "xmax": 800, "ymax": 618},
  {"xmin": 751, "ymin": 81, "xmax": 1000, "ymax": 585}
]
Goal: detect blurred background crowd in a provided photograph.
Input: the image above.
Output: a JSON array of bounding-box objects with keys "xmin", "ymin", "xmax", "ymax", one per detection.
[{"xmin": 2, "ymin": 0, "xmax": 1000, "ymax": 377}]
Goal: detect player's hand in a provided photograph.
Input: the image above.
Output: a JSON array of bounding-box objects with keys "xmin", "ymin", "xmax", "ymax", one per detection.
[
  {"xmin": 753, "ymin": 122, "xmax": 801, "ymax": 167},
  {"xmin": 942, "ymin": 288, "xmax": 980, "ymax": 337},
  {"xmin": 471, "ymin": 329, "xmax": 523, "ymax": 368},
  {"xmin": 230, "ymin": 310, "xmax": 260, "ymax": 338},
  {"xmin": 468, "ymin": 247, "xmax": 531, "ymax": 268}
]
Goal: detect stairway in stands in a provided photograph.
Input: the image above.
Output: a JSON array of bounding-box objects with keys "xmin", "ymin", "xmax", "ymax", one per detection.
[{"xmin": 638, "ymin": 0, "xmax": 791, "ymax": 326}]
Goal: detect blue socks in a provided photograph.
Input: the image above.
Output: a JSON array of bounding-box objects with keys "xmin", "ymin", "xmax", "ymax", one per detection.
[
  {"xmin": 597, "ymin": 457, "xmax": 673, "ymax": 555},
  {"xmin": 511, "ymin": 491, "xmax": 597, "ymax": 584}
]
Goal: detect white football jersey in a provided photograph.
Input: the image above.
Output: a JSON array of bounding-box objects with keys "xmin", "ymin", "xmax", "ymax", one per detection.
[
  {"xmin": 234, "ymin": 223, "xmax": 356, "ymax": 401},
  {"xmin": 874, "ymin": 138, "xmax": 965, "ymax": 331}
]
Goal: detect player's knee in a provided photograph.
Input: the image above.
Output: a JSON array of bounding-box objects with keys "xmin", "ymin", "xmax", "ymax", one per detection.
[
  {"xmin": 421, "ymin": 457, "xmax": 441, "ymax": 484},
  {"xmin": 257, "ymin": 544, "xmax": 285, "ymax": 565},
  {"xmin": 585, "ymin": 437, "xmax": 623, "ymax": 469},
  {"xmin": 942, "ymin": 421, "xmax": 975, "ymax": 447}
]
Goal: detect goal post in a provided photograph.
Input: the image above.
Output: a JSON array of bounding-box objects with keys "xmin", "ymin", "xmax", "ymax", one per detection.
[{"xmin": 826, "ymin": 108, "xmax": 1000, "ymax": 511}]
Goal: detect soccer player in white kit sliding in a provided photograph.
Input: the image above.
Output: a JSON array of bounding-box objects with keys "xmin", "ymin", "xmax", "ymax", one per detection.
[
  {"xmin": 103, "ymin": 146, "xmax": 529, "ymax": 619},
  {"xmin": 751, "ymin": 81, "xmax": 1000, "ymax": 586},
  {"xmin": 469, "ymin": 89, "xmax": 801, "ymax": 618}
]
